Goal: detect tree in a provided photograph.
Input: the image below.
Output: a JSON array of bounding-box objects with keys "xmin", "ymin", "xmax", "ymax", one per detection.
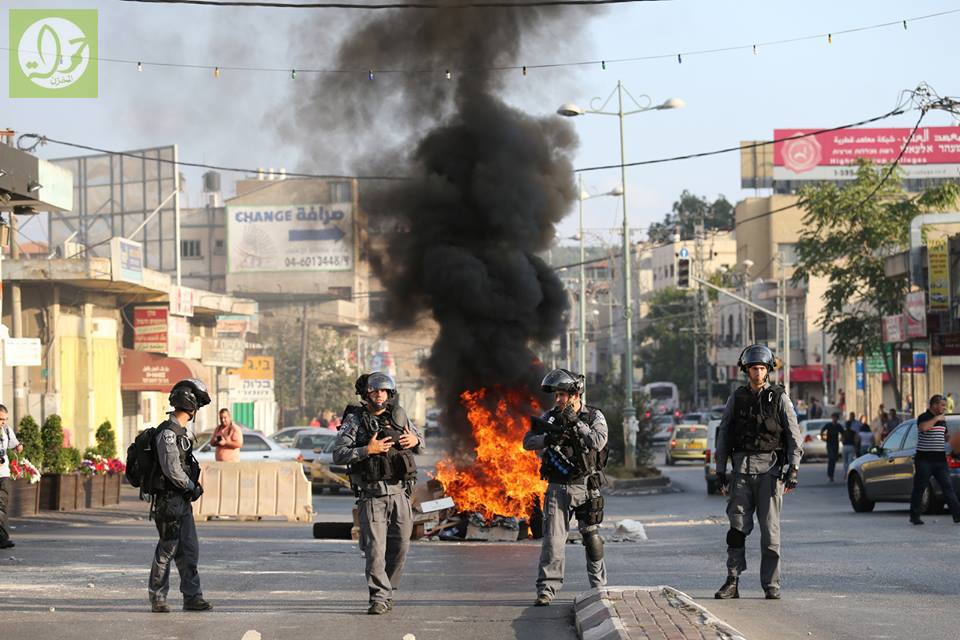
[
  {"xmin": 16, "ymin": 415, "xmax": 43, "ymax": 469},
  {"xmin": 94, "ymin": 420, "xmax": 117, "ymax": 459},
  {"xmin": 637, "ymin": 287, "xmax": 695, "ymax": 404},
  {"xmin": 261, "ymin": 316, "xmax": 358, "ymax": 422},
  {"xmin": 793, "ymin": 160, "xmax": 960, "ymax": 408},
  {"xmin": 41, "ymin": 414, "xmax": 64, "ymax": 474},
  {"xmin": 647, "ymin": 190, "xmax": 734, "ymax": 243}
]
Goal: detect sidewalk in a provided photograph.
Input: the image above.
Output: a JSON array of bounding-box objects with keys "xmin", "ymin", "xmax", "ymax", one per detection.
[
  {"xmin": 10, "ymin": 485, "xmax": 150, "ymax": 533},
  {"xmin": 574, "ymin": 586, "xmax": 746, "ymax": 640}
]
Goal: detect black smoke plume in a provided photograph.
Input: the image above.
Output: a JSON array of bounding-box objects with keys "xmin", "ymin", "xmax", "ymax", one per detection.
[{"xmin": 288, "ymin": 3, "xmax": 591, "ymax": 440}]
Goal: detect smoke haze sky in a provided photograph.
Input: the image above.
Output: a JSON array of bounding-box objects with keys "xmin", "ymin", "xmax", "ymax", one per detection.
[{"xmin": 2, "ymin": 0, "xmax": 958, "ymax": 247}]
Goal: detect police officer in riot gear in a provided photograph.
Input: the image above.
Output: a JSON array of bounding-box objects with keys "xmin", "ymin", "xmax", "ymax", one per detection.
[
  {"xmin": 714, "ymin": 345, "xmax": 802, "ymax": 601},
  {"xmin": 333, "ymin": 372, "xmax": 423, "ymax": 615},
  {"xmin": 523, "ymin": 368, "xmax": 608, "ymax": 607},
  {"xmin": 149, "ymin": 378, "xmax": 212, "ymax": 613}
]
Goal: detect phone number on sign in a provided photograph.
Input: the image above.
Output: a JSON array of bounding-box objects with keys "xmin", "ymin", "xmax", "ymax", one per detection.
[{"xmin": 284, "ymin": 255, "xmax": 351, "ymax": 268}]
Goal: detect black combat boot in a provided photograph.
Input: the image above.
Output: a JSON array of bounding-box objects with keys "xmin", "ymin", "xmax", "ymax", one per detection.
[
  {"xmin": 150, "ymin": 598, "xmax": 170, "ymax": 613},
  {"xmin": 714, "ymin": 577, "xmax": 739, "ymax": 599},
  {"xmin": 368, "ymin": 602, "xmax": 389, "ymax": 615},
  {"xmin": 183, "ymin": 596, "xmax": 213, "ymax": 611},
  {"xmin": 764, "ymin": 586, "xmax": 781, "ymax": 600}
]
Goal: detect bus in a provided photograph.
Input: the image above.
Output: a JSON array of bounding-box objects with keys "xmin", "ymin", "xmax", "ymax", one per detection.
[{"xmin": 642, "ymin": 381, "xmax": 680, "ymax": 416}]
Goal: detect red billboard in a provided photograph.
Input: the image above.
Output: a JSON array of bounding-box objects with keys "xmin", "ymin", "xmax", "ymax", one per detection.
[{"xmin": 773, "ymin": 126, "xmax": 960, "ymax": 182}]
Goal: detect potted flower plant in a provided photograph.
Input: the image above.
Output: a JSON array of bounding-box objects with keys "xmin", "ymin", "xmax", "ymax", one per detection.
[
  {"xmin": 79, "ymin": 452, "xmax": 108, "ymax": 508},
  {"xmin": 35, "ymin": 415, "xmax": 81, "ymax": 511},
  {"xmin": 8, "ymin": 453, "xmax": 41, "ymax": 517}
]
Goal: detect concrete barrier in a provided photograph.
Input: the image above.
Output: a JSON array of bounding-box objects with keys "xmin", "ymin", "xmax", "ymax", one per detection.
[{"xmin": 193, "ymin": 461, "xmax": 313, "ymax": 522}]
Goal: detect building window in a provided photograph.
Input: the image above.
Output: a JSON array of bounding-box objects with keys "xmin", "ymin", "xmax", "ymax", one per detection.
[
  {"xmin": 181, "ymin": 239, "xmax": 202, "ymax": 259},
  {"xmin": 213, "ymin": 239, "xmax": 225, "ymax": 255},
  {"xmin": 330, "ymin": 181, "xmax": 352, "ymax": 203}
]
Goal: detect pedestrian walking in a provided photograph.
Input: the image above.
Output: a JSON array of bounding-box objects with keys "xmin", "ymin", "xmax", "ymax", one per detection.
[
  {"xmin": 714, "ymin": 345, "xmax": 803, "ymax": 601},
  {"xmin": 841, "ymin": 413, "xmax": 860, "ymax": 477},
  {"xmin": 524, "ymin": 368, "xmax": 608, "ymax": 607},
  {"xmin": 820, "ymin": 413, "xmax": 843, "ymax": 482},
  {"xmin": 333, "ymin": 372, "xmax": 421, "ymax": 615},
  {"xmin": 885, "ymin": 408, "xmax": 901, "ymax": 437},
  {"xmin": 212, "ymin": 408, "xmax": 243, "ymax": 462},
  {"xmin": 0, "ymin": 405, "xmax": 23, "ymax": 550},
  {"xmin": 908, "ymin": 395, "xmax": 960, "ymax": 526},
  {"xmin": 808, "ymin": 398, "xmax": 823, "ymax": 420},
  {"xmin": 148, "ymin": 379, "xmax": 212, "ymax": 613},
  {"xmin": 858, "ymin": 415, "xmax": 873, "ymax": 456}
]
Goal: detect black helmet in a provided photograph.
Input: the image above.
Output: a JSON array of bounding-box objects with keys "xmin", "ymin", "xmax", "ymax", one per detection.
[
  {"xmin": 169, "ymin": 378, "xmax": 211, "ymax": 413},
  {"xmin": 737, "ymin": 344, "xmax": 776, "ymax": 373},
  {"xmin": 541, "ymin": 368, "xmax": 585, "ymax": 395},
  {"xmin": 364, "ymin": 372, "xmax": 396, "ymax": 411},
  {"xmin": 354, "ymin": 374, "xmax": 369, "ymax": 397}
]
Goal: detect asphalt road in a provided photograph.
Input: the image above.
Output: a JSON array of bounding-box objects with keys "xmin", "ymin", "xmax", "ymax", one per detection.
[{"xmin": 1, "ymin": 447, "xmax": 958, "ymax": 640}]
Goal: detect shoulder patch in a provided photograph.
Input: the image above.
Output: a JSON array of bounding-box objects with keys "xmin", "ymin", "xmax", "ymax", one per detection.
[{"xmin": 163, "ymin": 431, "xmax": 176, "ymax": 445}]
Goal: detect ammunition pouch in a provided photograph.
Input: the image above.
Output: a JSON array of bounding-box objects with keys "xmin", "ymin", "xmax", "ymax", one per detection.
[{"xmin": 574, "ymin": 495, "xmax": 604, "ymax": 527}]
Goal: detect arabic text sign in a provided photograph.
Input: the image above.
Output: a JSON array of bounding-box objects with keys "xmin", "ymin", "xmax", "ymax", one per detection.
[
  {"xmin": 882, "ymin": 315, "xmax": 905, "ymax": 344},
  {"xmin": 927, "ymin": 232, "xmax": 950, "ymax": 311},
  {"xmin": 773, "ymin": 127, "xmax": 960, "ymax": 182},
  {"xmin": 905, "ymin": 291, "xmax": 927, "ymax": 339},
  {"xmin": 134, "ymin": 307, "xmax": 168, "ymax": 353},
  {"xmin": 227, "ymin": 203, "xmax": 353, "ymax": 273},
  {"xmin": 9, "ymin": 9, "xmax": 98, "ymax": 98}
]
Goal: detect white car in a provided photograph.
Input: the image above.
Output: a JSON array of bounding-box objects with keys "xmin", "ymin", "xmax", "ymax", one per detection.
[
  {"xmin": 193, "ymin": 431, "xmax": 302, "ymax": 462},
  {"xmin": 800, "ymin": 419, "xmax": 833, "ymax": 460}
]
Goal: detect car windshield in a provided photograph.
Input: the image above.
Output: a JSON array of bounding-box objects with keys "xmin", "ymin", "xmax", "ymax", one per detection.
[
  {"xmin": 273, "ymin": 429, "xmax": 306, "ymax": 445},
  {"xmin": 295, "ymin": 433, "xmax": 336, "ymax": 449},
  {"xmin": 649, "ymin": 387, "xmax": 674, "ymax": 399},
  {"xmin": 676, "ymin": 426, "xmax": 707, "ymax": 439},
  {"xmin": 681, "ymin": 415, "xmax": 703, "ymax": 424},
  {"xmin": 804, "ymin": 420, "xmax": 830, "ymax": 432}
]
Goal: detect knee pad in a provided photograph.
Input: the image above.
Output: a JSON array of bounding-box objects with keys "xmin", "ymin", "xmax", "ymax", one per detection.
[
  {"xmin": 582, "ymin": 528, "xmax": 604, "ymax": 562},
  {"xmin": 726, "ymin": 528, "xmax": 746, "ymax": 548}
]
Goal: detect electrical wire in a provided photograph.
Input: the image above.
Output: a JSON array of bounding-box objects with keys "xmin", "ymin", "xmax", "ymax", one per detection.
[{"xmin": 120, "ymin": 0, "xmax": 665, "ymax": 7}]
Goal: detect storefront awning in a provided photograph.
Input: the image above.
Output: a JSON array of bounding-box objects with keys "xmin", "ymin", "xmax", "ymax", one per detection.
[
  {"xmin": 790, "ymin": 365, "xmax": 825, "ymax": 383},
  {"xmin": 121, "ymin": 348, "xmax": 209, "ymax": 392}
]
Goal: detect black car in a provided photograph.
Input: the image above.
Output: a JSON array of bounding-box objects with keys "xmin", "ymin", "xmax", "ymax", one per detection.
[{"xmin": 846, "ymin": 416, "xmax": 960, "ymax": 514}]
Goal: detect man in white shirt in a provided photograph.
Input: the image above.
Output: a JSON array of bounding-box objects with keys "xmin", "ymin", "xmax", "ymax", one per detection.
[{"xmin": 0, "ymin": 405, "xmax": 23, "ymax": 549}]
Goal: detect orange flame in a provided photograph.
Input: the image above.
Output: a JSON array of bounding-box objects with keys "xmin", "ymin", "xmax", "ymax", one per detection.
[{"xmin": 433, "ymin": 387, "xmax": 547, "ymax": 521}]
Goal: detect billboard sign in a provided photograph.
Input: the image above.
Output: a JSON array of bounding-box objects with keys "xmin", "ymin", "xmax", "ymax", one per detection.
[
  {"xmin": 927, "ymin": 232, "xmax": 950, "ymax": 311},
  {"xmin": 4, "ymin": 338, "xmax": 41, "ymax": 366},
  {"xmin": 905, "ymin": 291, "xmax": 927, "ymax": 339},
  {"xmin": 227, "ymin": 355, "xmax": 275, "ymax": 401},
  {"xmin": 201, "ymin": 337, "xmax": 246, "ymax": 368},
  {"xmin": 773, "ymin": 127, "xmax": 960, "ymax": 182},
  {"xmin": 227, "ymin": 203, "xmax": 353, "ymax": 273},
  {"xmin": 169, "ymin": 285, "xmax": 195, "ymax": 317},
  {"xmin": 134, "ymin": 307, "xmax": 168, "ymax": 353},
  {"xmin": 110, "ymin": 237, "xmax": 143, "ymax": 284},
  {"xmin": 882, "ymin": 315, "xmax": 905, "ymax": 344}
]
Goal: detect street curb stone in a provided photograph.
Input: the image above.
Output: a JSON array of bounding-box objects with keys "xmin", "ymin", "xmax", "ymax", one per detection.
[{"xmin": 574, "ymin": 586, "xmax": 747, "ymax": 640}]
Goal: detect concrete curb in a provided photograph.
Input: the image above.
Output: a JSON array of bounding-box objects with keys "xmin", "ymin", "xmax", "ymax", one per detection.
[{"xmin": 574, "ymin": 586, "xmax": 747, "ymax": 640}]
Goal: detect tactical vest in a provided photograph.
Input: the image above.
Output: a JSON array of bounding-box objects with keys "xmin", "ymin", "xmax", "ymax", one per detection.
[
  {"xmin": 540, "ymin": 405, "xmax": 607, "ymax": 484},
  {"xmin": 153, "ymin": 420, "xmax": 200, "ymax": 493},
  {"xmin": 348, "ymin": 406, "xmax": 418, "ymax": 485},
  {"xmin": 730, "ymin": 385, "xmax": 785, "ymax": 454}
]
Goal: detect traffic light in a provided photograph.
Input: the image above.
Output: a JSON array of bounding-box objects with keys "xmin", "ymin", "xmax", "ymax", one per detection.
[{"xmin": 677, "ymin": 257, "xmax": 691, "ymax": 289}]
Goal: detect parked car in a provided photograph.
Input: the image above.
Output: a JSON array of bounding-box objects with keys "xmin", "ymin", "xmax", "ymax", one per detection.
[
  {"xmin": 271, "ymin": 426, "xmax": 315, "ymax": 447},
  {"xmin": 308, "ymin": 438, "xmax": 350, "ymax": 494},
  {"xmin": 650, "ymin": 414, "xmax": 676, "ymax": 445},
  {"xmin": 846, "ymin": 416, "xmax": 960, "ymax": 514},
  {"xmin": 193, "ymin": 431, "xmax": 302, "ymax": 463},
  {"xmin": 704, "ymin": 418, "xmax": 721, "ymax": 494},
  {"xmin": 799, "ymin": 419, "xmax": 833, "ymax": 460},
  {"xmin": 708, "ymin": 405, "xmax": 727, "ymax": 421},
  {"xmin": 424, "ymin": 407, "xmax": 442, "ymax": 439},
  {"xmin": 291, "ymin": 429, "xmax": 339, "ymax": 475},
  {"xmin": 666, "ymin": 424, "xmax": 708, "ymax": 465}
]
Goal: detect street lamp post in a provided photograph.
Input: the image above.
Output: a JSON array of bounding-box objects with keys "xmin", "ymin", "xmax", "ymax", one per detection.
[
  {"xmin": 560, "ymin": 84, "xmax": 684, "ymax": 466},
  {"xmin": 577, "ymin": 176, "xmax": 623, "ymax": 382}
]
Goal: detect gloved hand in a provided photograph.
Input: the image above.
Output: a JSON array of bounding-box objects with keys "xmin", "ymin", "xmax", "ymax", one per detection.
[
  {"xmin": 544, "ymin": 431, "xmax": 565, "ymax": 448},
  {"xmin": 782, "ymin": 465, "xmax": 799, "ymax": 490},
  {"xmin": 716, "ymin": 471, "xmax": 728, "ymax": 494},
  {"xmin": 560, "ymin": 403, "xmax": 578, "ymax": 427},
  {"xmin": 189, "ymin": 483, "xmax": 204, "ymax": 502}
]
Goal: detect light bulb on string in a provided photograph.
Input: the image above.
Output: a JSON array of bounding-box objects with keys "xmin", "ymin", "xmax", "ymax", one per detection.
[
  {"xmin": 903, "ymin": 20, "xmax": 908, "ymax": 30},
  {"xmin": 522, "ymin": 66, "xmax": 527, "ymax": 76},
  {"xmin": 601, "ymin": 60, "xmax": 606, "ymax": 70},
  {"xmin": 214, "ymin": 66, "xmax": 221, "ymax": 78},
  {"xmin": 368, "ymin": 69, "xmax": 375, "ymax": 80},
  {"xmin": 827, "ymin": 34, "xmax": 832, "ymax": 44},
  {"xmin": 752, "ymin": 45, "xmax": 757, "ymax": 56},
  {"xmin": 291, "ymin": 69, "xmax": 296, "ymax": 80},
  {"xmin": 445, "ymin": 69, "xmax": 452, "ymax": 80},
  {"xmin": 677, "ymin": 53, "xmax": 682, "ymax": 64},
  {"xmin": 137, "ymin": 61, "xmax": 143, "ymax": 72}
]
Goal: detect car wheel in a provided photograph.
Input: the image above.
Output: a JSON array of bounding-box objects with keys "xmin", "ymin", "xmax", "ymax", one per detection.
[
  {"xmin": 847, "ymin": 474, "xmax": 875, "ymax": 512},
  {"xmin": 706, "ymin": 479, "xmax": 717, "ymax": 495}
]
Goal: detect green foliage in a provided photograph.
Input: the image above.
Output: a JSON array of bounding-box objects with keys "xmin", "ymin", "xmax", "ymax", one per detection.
[
  {"xmin": 40, "ymin": 414, "xmax": 64, "ymax": 474},
  {"xmin": 261, "ymin": 316, "xmax": 357, "ymax": 421},
  {"xmin": 793, "ymin": 160, "xmax": 960, "ymax": 407},
  {"xmin": 16, "ymin": 415, "xmax": 43, "ymax": 469},
  {"xmin": 55, "ymin": 447, "xmax": 82, "ymax": 474},
  {"xmin": 94, "ymin": 420, "xmax": 117, "ymax": 459},
  {"xmin": 647, "ymin": 190, "xmax": 734, "ymax": 243},
  {"xmin": 638, "ymin": 287, "xmax": 695, "ymax": 404}
]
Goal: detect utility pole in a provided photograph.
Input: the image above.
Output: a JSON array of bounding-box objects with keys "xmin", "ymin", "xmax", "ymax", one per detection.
[
  {"xmin": 298, "ymin": 303, "xmax": 309, "ymax": 420},
  {"xmin": 10, "ymin": 211, "xmax": 25, "ymax": 427}
]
